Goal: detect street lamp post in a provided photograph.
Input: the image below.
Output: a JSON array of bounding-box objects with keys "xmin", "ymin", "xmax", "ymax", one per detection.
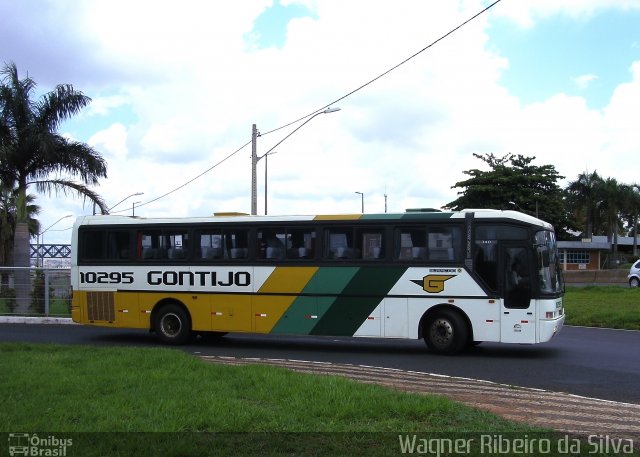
[
  {"xmin": 251, "ymin": 107, "xmax": 340, "ymax": 215},
  {"xmin": 355, "ymin": 191, "xmax": 364, "ymax": 213},
  {"xmin": 107, "ymin": 192, "xmax": 144, "ymax": 214},
  {"xmin": 262, "ymin": 150, "xmax": 278, "ymax": 215},
  {"xmin": 37, "ymin": 214, "xmax": 73, "ymax": 267},
  {"xmin": 132, "ymin": 201, "xmax": 142, "ymax": 216}
]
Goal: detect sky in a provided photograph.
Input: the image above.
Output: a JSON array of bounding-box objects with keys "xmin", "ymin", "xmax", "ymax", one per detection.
[{"xmin": 1, "ymin": 0, "xmax": 640, "ymax": 244}]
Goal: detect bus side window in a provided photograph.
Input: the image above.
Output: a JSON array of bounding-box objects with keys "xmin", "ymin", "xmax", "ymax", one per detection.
[
  {"xmin": 199, "ymin": 232, "xmax": 224, "ymax": 260},
  {"xmin": 427, "ymin": 227, "xmax": 460, "ymax": 261},
  {"xmin": 358, "ymin": 229, "xmax": 383, "ymax": 260},
  {"xmin": 327, "ymin": 230, "xmax": 354, "ymax": 259},
  {"xmin": 225, "ymin": 229, "xmax": 249, "ymax": 259},
  {"xmin": 396, "ymin": 228, "xmax": 426, "ymax": 260},
  {"xmin": 257, "ymin": 229, "xmax": 285, "ymax": 260},
  {"xmin": 287, "ymin": 228, "xmax": 315, "ymax": 259},
  {"xmin": 138, "ymin": 231, "xmax": 188, "ymax": 261}
]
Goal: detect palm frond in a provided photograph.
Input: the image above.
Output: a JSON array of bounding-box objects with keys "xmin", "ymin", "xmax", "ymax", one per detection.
[{"xmin": 29, "ymin": 178, "xmax": 108, "ymax": 214}]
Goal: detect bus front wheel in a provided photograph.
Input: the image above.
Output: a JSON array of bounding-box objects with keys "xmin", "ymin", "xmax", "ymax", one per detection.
[
  {"xmin": 423, "ymin": 309, "xmax": 468, "ymax": 355},
  {"xmin": 154, "ymin": 304, "xmax": 192, "ymax": 345}
]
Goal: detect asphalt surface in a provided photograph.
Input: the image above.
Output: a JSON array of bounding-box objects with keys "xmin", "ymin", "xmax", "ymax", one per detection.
[
  {"xmin": 2, "ymin": 319, "xmax": 639, "ymax": 443},
  {"xmin": 1, "ymin": 319, "xmax": 639, "ymax": 404}
]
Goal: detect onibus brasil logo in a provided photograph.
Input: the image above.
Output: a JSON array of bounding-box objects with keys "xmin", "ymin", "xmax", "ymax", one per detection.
[{"xmin": 8, "ymin": 433, "xmax": 73, "ymax": 456}]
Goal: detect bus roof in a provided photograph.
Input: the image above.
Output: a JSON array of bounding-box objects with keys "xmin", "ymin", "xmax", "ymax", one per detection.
[{"xmin": 74, "ymin": 209, "xmax": 553, "ymax": 230}]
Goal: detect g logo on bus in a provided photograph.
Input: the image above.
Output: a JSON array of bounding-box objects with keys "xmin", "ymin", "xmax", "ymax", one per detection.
[{"xmin": 412, "ymin": 275, "xmax": 455, "ymax": 293}]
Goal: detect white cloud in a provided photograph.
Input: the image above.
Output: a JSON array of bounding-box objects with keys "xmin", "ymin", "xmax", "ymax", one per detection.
[
  {"xmin": 573, "ymin": 74, "xmax": 598, "ymax": 90},
  {"xmin": 86, "ymin": 95, "xmax": 129, "ymax": 117},
  {"xmin": 88, "ymin": 123, "xmax": 129, "ymax": 161},
  {"xmin": 3, "ymin": 0, "xmax": 640, "ymax": 243},
  {"xmin": 495, "ymin": 0, "xmax": 640, "ymax": 28}
]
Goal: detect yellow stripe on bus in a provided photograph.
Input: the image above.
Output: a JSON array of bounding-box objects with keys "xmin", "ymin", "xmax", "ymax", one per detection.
[{"xmin": 253, "ymin": 266, "xmax": 319, "ymax": 333}]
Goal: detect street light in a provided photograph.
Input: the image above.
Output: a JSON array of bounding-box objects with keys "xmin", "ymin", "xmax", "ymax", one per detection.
[
  {"xmin": 355, "ymin": 191, "xmax": 364, "ymax": 213},
  {"xmin": 107, "ymin": 192, "xmax": 144, "ymax": 214},
  {"xmin": 258, "ymin": 150, "xmax": 278, "ymax": 215},
  {"xmin": 37, "ymin": 214, "xmax": 73, "ymax": 267},
  {"xmin": 251, "ymin": 107, "xmax": 341, "ymax": 215},
  {"xmin": 132, "ymin": 201, "xmax": 142, "ymax": 217}
]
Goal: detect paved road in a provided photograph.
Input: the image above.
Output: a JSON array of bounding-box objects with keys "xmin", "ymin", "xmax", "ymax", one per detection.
[{"xmin": 1, "ymin": 323, "xmax": 639, "ymax": 404}]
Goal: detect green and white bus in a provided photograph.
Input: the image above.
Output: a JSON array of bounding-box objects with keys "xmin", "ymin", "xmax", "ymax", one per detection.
[{"xmin": 71, "ymin": 209, "xmax": 564, "ymax": 354}]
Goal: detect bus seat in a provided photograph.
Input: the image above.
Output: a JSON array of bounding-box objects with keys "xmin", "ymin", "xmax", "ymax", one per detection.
[
  {"xmin": 202, "ymin": 247, "xmax": 222, "ymax": 259},
  {"xmin": 168, "ymin": 248, "xmax": 185, "ymax": 259},
  {"xmin": 412, "ymin": 247, "xmax": 426, "ymax": 259},
  {"xmin": 230, "ymin": 248, "xmax": 247, "ymax": 259}
]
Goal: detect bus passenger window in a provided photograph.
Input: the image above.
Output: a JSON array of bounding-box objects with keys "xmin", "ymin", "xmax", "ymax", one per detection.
[
  {"xmin": 199, "ymin": 232, "xmax": 224, "ymax": 259},
  {"xmin": 138, "ymin": 231, "xmax": 188, "ymax": 261},
  {"xmin": 81, "ymin": 230, "xmax": 130, "ymax": 261},
  {"xmin": 225, "ymin": 230, "xmax": 248, "ymax": 259},
  {"xmin": 427, "ymin": 227, "xmax": 460, "ymax": 261},
  {"xmin": 327, "ymin": 230, "xmax": 355, "ymax": 259},
  {"xmin": 358, "ymin": 229, "xmax": 384, "ymax": 260},
  {"xmin": 257, "ymin": 229, "xmax": 285, "ymax": 260},
  {"xmin": 287, "ymin": 228, "xmax": 315, "ymax": 259},
  {"xmin": 396, "ymin": 228, "xmax": 426, "ymax": 260}
]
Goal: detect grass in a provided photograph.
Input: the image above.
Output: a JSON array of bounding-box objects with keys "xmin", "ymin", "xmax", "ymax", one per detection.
[
  {"xmin": 0, "ymin": 343, "xmax": 574, "ymax": 457},
  {"xmin": 563, "ymin": 286, "xmax": 640, "ymax": 330},
  {"xmin": 1, "ymin": 343, "xmax": 528, "ymax": 433},
  {"xmin": 0, "ymin": 297, "xmax": 70, "ymax": 316}
]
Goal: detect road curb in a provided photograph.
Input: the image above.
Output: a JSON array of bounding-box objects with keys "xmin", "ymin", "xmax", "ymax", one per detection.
[{"xmin": 0, "ymin": 316, "xmax": 75, "ymax": 325}]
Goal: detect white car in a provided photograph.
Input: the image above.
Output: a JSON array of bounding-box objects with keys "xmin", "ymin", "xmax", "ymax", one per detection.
[{"xmin": 629, "ymin": 260, "xmax": 640, "ymax": 287}]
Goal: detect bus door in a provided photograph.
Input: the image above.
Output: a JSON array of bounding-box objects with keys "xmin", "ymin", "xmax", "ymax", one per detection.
[{"xmin": 500, "ymin": 244, "xmax": 536, "ymax": 343}]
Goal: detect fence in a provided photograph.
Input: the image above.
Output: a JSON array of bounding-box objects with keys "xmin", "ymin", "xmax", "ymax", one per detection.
[{"xmin": 0, "ymin": 267, "xmax": 71, "ymax": 316}]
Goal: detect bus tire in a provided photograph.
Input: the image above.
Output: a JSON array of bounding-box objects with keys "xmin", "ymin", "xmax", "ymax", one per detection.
[
  {"xmin": 423, "ymin": 309, "xmax": 469, "ymax": 355},
  {"xmin": 154, "ymin": 304, "xmax": 192, "ymax": 345}
]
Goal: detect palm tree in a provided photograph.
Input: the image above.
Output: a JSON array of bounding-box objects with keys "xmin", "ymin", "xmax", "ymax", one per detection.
[
  {"xmin": 565, "ymin": 171, "xmax": 603, "ymax": 239},
  {"xmin": 597, "ymin": 178, "xmax": 628, "ymax": 257},
  {"xmin": 0, "ymin": 62, "xmax": 108, "ymax": 312},
  {"xmin": 620, "ymin": 184, "xmax": 640, "ymax": 257},
  {"xmin": 0, "ymin": 184, "xmax": 40, "ymax": 267}
]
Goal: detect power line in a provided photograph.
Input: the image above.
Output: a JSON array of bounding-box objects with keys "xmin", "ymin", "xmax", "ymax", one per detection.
[
  {"xmin": 131, "ymin": 0, "xmax": 502, "ymax": 212},
  {"xmin": 110, "ymin": 139, "xmax": 252, "ymax": 214},
  {"xmin": 260, "ymin": 0, "xmax": 503, "ymax": 138}
]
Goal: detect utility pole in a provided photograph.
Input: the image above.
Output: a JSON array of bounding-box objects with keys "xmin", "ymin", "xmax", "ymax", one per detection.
[
  {"xmin": 250, "ymin": 108, "xmax": 340, "ymax": 216},
  {"xmin": 251, "ymin": 124, "xmax": 258, "ymax": 215}
]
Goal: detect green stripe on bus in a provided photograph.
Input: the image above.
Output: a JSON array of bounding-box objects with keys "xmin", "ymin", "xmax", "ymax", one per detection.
[
  {"xmin": 310, "ymin": 266, "xmax": 407, "ymax": 336},
  {"xmin": 270, "ymin": 267, "xmax": 359, "ymax": 335}
]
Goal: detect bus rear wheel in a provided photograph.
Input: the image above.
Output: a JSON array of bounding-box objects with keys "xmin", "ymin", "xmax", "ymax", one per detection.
[
  {"xmin": 424, "ymin": 309, "xmax": 468, "ymax": 355},
  {"xmin": 154, "ymin": 304, "xmax": 192, "ymax": 345}
]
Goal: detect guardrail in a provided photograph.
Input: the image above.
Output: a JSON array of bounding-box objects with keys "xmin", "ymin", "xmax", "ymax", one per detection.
[{"xmin": 0, "ymin": 267, "xmax": 71, "ymax": 316}]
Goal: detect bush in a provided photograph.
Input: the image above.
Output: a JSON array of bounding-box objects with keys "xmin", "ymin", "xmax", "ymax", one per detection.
[{"xmin": 0, "ymin": 286, "xmax": 16, "ymax": 313}]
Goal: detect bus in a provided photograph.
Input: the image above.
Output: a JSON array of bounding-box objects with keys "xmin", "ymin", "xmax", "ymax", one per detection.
[{"xmin": 70, "ymin": 209, "xmax": 564, "ymax": 355}]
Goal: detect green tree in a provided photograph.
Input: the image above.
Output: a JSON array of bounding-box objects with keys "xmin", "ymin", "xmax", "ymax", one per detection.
[
  {"xmin": 0, "ymin": 62, "xmax": 108, "ymax": 312},
  {"xmin": 565, "ymin": 170, "xmax": 603, "ymax": 239},
  {"xmin": 444, "ymin": 153, "xmax": 572, "ymax": 238},
  {"xmin": 597, "ymin": 177, "xmax": 627, "ymax": 253},
  {"xmin": 620, "ymin": 184, "xmax": 640, "ymax": 257},
  {"xmin": 0, "ymin": 185, "xmax": 40, "ymax": 267}
]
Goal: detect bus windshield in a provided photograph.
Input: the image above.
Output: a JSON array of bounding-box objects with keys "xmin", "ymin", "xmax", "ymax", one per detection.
[{"xmin": 535, "ymin": 230, "xmax": 563, "ymax": 294}]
